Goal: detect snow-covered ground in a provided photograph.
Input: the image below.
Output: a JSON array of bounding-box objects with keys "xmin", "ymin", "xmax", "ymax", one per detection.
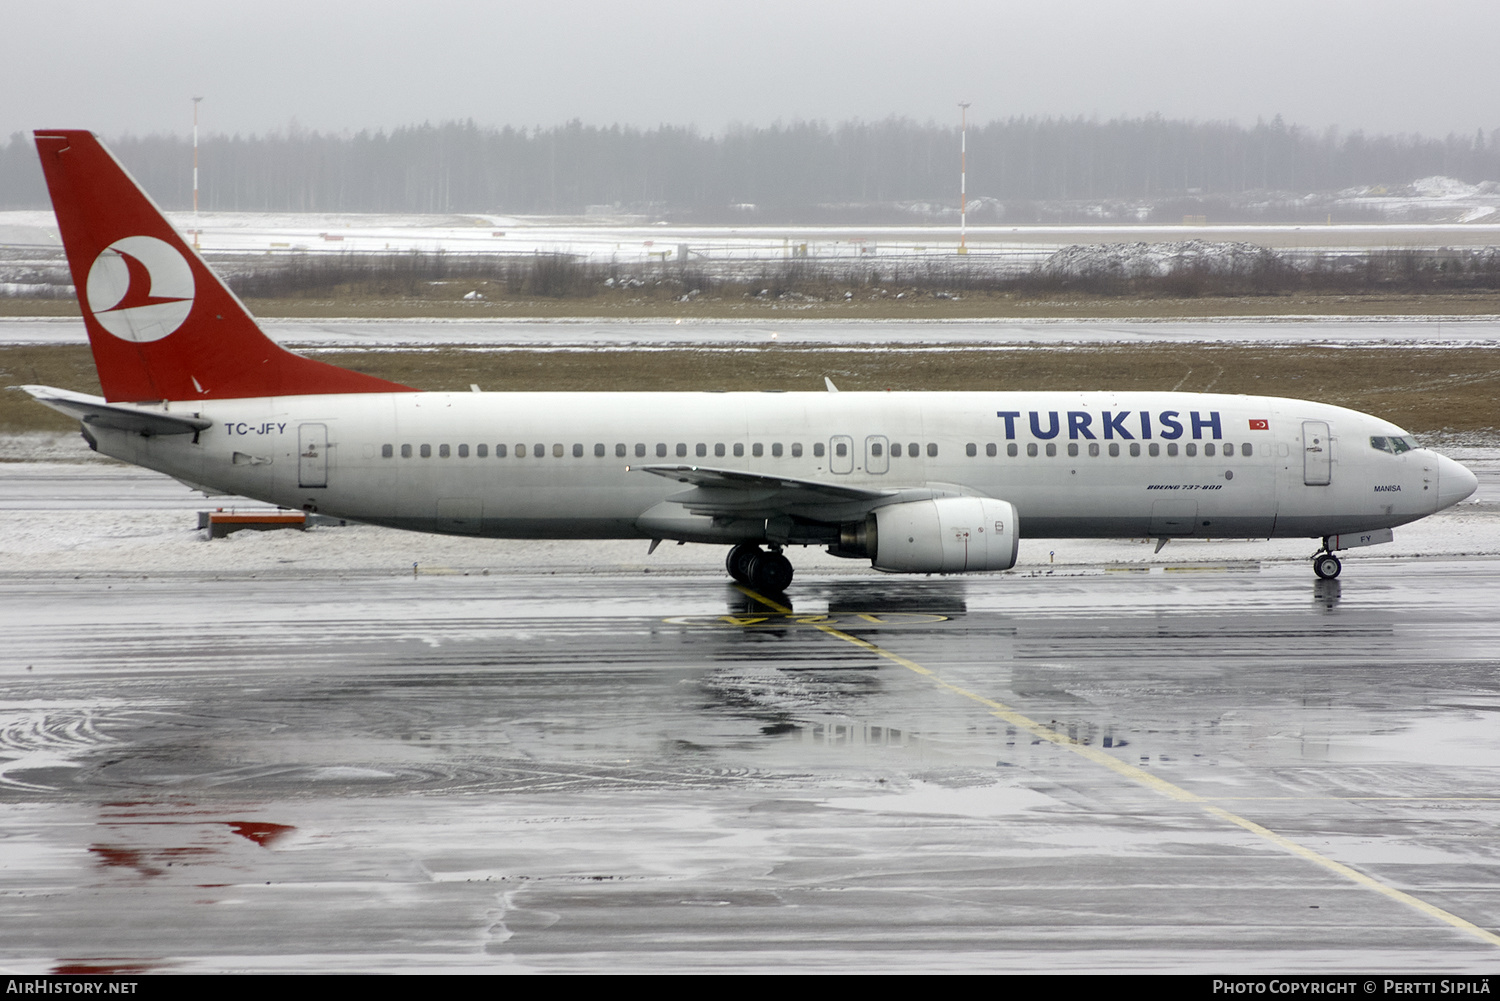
[
  {"xmin": 1041, "ymin": 240, "xmax": 1282, "ymax": 278},
  {"xmin": 5, "ymin": 207, "xmax": 1500, "ymax": 270},
  {"xmin": 1335, "ymin": 175, "xmax": 1500, "ymax": 223}
]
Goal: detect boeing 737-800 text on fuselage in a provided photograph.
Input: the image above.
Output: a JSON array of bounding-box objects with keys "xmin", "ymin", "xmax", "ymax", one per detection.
[{"xmin": 22, "ymin": 131, "xmax": 1479, "ymax": 592}]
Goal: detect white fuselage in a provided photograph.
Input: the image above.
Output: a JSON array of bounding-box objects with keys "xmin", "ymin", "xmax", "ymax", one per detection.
[{"xmin": 87, "ymin": 390, "xmax": 1466, "ymax": 545}]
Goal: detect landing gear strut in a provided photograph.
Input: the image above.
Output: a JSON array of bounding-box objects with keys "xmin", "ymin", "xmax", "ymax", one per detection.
[
  {"xmin": 1312, "ymin": 549, "xmax": 1342, "ymax": 580},
  {"xmin": 726, "ymin": 543, "xmax": 794, "ymax": 593}
]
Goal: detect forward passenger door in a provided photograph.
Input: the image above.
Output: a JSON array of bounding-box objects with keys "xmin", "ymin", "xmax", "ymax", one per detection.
[{"xmin": 1303, "ymin": 421, "xmax": 1331, "ymax": 486}]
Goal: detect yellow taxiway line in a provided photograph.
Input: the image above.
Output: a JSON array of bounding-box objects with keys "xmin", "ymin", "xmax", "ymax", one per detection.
[{"xmin": 734, "ymin": 584, "xmax": 1500, "ymax": 950}]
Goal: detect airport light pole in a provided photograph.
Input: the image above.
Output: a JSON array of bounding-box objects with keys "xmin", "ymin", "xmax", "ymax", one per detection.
[
  {"xmin": 958, "ymin": 101, "xmax": 970, "ymax": 255},
  {"xmin": 192, "ymin": 97, "xmax": 203, "ymax": 249}
]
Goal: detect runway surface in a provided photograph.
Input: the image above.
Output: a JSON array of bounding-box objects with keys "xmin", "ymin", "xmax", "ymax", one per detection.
[
  {"xmin": 2, "ymin": 475, "xmax": 1500, "ymax": 970},
  {"xmin": 5, "ymin": 315, "xmax": 1500, "ymax": 348}
]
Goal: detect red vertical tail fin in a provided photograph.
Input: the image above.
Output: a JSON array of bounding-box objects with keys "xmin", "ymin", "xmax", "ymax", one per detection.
[{"xmin": 34, "ymin": 130, "xmax": 414, "ymax": 402}]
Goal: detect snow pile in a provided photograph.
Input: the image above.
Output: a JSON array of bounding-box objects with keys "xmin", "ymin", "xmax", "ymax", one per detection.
[
  {"xmin": 1401, "ymin": 176, "xmax": 1497, "ymax": 200},
  {"xmin": 1040, "ymin": 240, "xmax": 1281, "ymax": 280}
]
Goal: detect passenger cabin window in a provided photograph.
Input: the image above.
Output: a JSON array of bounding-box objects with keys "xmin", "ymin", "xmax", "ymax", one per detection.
[
  {"xmin": 478, "ymin": 444, "xmax": 488, "ymax": 457},
  {"xmin": 814, "ymin": 443, "xmax": 825, "ymax": 458},
  {"xmin": 1045, "ymin": 443, "xmax": 1056, "ymax": 457},
  {"xmin": 1108, "ymin": 443, "xmax": 1119, "ymax": 457},
  {"xmin": 458, "ymin": 444, "xmax": 468, "ymax": 458},
  {"xmin": 439, "ymin": 444, "xmax": 450, "ymax": 458},
  {"xmin": 986, "ymin": 443, "xmax": 997, "ymax": 457},
  {"xmin": 656, "ymin": 443, "xmax": 667, "ymax": 458},
  {"xmin": 927, "ymin": 443, "xmax": 938, "ymax": 458},
  {"xmin": 616, "ymin": 444, "xmax": 627, "ymax": 458},
  {"xmin": 595, "ymin": 443, "xmax": 606, "ymax": 457},
  {"xmin": 496, "ymin": 444, "xmax": 507, "ymax": 457},
  {"xmin": 1223, "ymin": 443, "xmax": 1234, "ymax": 457},
  {"xmin": 573, "ymin": 443, "xmax": 583, "ymax": 458},
  {"xmin": 554, "ymin": 444, "xmax": 565, "ymax": 458},
  {"xmin": 1129, "ymin": 443, "xmax": 1140, "ymax": 457},
  {"xmin": 734, "ymin": 443, "xmax": 744, "ymax": 457},
  {"xmin": 772, "ymin": 443, "xmax": 783, "ymax": 458},
  {"xmin": 1204, "ymin": 443, "xmax": 1216, "ymax": 457},
  {"xmin": 402, "ymin": 444, "xmax": 412, "ymax": 458},
  {"xmin": 635, "ymin": 443, "xmax": 646, "ymax": 458},
  {"xmin": 908, "ymin": 442, "xmax": 919, "ymax": 457},
  {"xmin": 382, "ymin": 444, "xmax": 393, "ymax": 458},
  {"xmin": 1148, "ymin": 443, "xmax": 1159, "ymax": 457},
  {"xmin": 715, "ymin": 443, "xmax": 725, "ymax": 457},
  {"xmin": 1089, "ymin": 442, "xmax": 1100, "ymax": 457},
  {"xmin": 833, "ymin": 442, "xmax": 846, "ymax": 458},
  {"xmin": 791, "ymin": 443, "xmax": 803, "ymax": 457},
  {"xmin": 1027, "ymin": 443, "xmax": 1038, "ymax": 457},
  {"xmin": 534, "ymin": 444, "xmax": 545, "ymax": 458},
  {"xmin": 420, "ymin": 444, "xmax": 432, "ymax": 458},
  {"xmin": 872, "ymin": 442, "xmax": 884, "ymax": 457},
  {"xmin": 1185, "ymin": 443, "xmax": 1197, "ymax": 457},
  {"xmin": 1241, "ymin": 443, "xmax": 1252, "ymax": 456},
  {"xmin": 753, "ymin": 443, "xmax": 764, "ymax": 457},
  {"xmin": 1067, "ymin": 443, "xmax": 1079, "ymax": 457},
  {"xmin": 1007, "ymin": 443, "xmax": 1018, "ymax": 457},
  {"xmin": 966, "ymin": 443, "xmax": 977, "ymax": 457},
  {"xmin": 1167, "ymin": 443, "xmax": 1178, "ymax": 457}
]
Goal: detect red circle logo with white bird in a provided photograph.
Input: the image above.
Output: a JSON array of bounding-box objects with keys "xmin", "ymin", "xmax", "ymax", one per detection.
[{"xmin": 85, "ymin": 236, "xmax": 195, "ymax": 342}]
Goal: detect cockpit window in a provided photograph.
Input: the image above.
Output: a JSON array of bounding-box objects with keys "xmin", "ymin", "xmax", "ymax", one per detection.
[{"xmin": 1370, "ymin": 435, "xmax": 1418, "ymax": 454}]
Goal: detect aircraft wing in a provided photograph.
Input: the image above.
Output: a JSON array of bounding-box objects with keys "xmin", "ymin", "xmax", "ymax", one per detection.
[
  {"xmin": 19, "ymin": 385, "xmax": 213, "ymax": 436},
  {"xmin": 635, "ymin": 463, "xmax": 895, "ymax": 518}
]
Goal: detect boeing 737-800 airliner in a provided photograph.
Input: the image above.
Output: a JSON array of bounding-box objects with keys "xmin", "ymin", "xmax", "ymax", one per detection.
[{"xmin": 21, "ymin": 131, "xmax": 1480, "ymax": 592}]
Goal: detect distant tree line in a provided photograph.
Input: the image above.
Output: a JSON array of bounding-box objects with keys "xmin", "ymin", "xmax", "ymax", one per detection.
[{"xmin": 3, "ymin": 116, "xmax": 1499, "ymax": 219}]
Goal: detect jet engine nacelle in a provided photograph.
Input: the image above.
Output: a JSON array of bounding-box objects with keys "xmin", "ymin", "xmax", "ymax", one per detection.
[{"xmin": 872, "ymin": 497, "xmax": 1019, "ymax": 573}]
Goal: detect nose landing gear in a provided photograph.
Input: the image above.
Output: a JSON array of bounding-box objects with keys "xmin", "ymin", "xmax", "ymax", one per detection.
[
  {"xmin": 726, "ymin": 543, "xmax": 794, "ymax": 593},
  {"xmin": 1312, "ymin": 549, "xmax": 1342, "ymax": 580}
]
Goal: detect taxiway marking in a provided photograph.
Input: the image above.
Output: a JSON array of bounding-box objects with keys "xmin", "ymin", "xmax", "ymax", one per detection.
[{"xmin": 734, "ymin": 584, "xmax": 1500, "ymax": 950}]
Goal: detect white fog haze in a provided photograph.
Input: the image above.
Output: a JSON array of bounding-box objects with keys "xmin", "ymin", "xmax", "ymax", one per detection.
[{"xmin": 4, "ymin": 0, "xmax": 1498, "ymax": 139}]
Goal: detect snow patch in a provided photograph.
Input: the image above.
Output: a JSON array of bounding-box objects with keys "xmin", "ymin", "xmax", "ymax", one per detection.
[
  {"xmin": 1041, "ymin": 240, "xmax": 1281, "ymax": 279},
  {"xmin": 1404, "ymin": 176, "xmax": 1485, "ymax": 200}
]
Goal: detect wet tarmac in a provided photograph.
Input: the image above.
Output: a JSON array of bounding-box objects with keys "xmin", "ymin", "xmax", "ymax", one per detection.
[
  {"xmin": 5, "ymin": 315, "xmax": 1500, "ymax": 348},
  {"xmin": 3, "ymin": 556, "xmax": 1500, "ymax": 972}
]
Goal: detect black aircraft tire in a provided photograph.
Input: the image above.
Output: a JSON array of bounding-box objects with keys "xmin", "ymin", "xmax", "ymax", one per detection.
[
  {"xmin": 1313, "ymin": 553, "xmax": 1342, "ymax": 579},
  {"xmin": 726, "ymin": 544, "xmax": 760, "ymax": 583},
  {"xmin": 748, "ymin": 551, "xmax": 794, "ymax": 593}
]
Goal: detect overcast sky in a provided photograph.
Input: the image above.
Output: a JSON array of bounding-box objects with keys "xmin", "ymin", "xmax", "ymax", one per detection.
[{"xmin": 6, "ymin": 1, "xmax": 1497, "ymax": 141}]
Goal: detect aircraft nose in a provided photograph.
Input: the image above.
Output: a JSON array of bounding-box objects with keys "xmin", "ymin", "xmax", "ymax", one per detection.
[{"xmin": 1435, "ymin": 453, "xmax": 1479, "ymax": 511}]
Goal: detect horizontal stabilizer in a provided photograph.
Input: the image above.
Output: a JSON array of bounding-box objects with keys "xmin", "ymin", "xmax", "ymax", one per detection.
[{"xmin": 19, "ymin": 385, "xmax": 211, "ymax": 436}]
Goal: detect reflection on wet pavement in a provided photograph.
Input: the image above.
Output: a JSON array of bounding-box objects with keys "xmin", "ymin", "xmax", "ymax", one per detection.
[{"xmin": 2, "ymin": 563, "xmax": 1500, "ymax": 972}]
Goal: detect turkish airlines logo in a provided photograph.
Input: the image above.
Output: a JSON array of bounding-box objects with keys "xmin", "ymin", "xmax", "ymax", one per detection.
[{"xmin": 85, "ymin": 236, "xmax": 195, "ymax": 342}]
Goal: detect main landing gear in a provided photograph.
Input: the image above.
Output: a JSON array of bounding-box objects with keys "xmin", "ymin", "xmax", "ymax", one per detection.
[
  {"xmin": 1312, "ymin": 544, "xmax": 1342, "ymax": 580},
  {"xmin": 726, "ymin": 543, "xmax": 795, "ymax": 593}
]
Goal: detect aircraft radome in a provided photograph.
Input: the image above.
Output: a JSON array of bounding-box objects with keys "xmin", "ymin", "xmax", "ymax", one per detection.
[{"xmin": 21, "ymin": 131, "xmax": 1480, "ymax": 593}]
